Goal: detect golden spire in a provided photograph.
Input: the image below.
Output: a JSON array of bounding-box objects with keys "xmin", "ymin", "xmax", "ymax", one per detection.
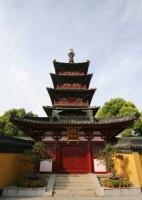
[{"xmin": 68, "ymin": 49, "xmax": 75, "ymax": 63}]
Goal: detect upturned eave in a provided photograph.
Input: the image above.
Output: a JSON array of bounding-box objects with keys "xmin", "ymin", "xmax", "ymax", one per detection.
[
  {"xmin": 53, "ymin": 60, "xmax": 90, "ymax": 74},
  {"xmin": 50, "ymin": 73, "xmax": 93, "ymax": 88},
  {"xmin": 10, "ymin": 115, "xmax": 137, "ymax": 140},
  {"xmin": 46, "ymin": 88, "xmax": 96, "ymax": 105}
]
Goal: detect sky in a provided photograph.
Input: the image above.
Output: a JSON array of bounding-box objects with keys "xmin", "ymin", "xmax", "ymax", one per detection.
[{"xmin": 0, "ymin": 0, "xmax": 142, "ymax": 116}]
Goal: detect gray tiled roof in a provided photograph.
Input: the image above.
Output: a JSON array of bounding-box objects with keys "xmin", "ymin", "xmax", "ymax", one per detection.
[
  {"xmin": 53, "ymin": 60, "xmax": 90, "ymax": 74},
  {"xmin": 11, "ymin": 115, "xmax": 136, "ymax": 125},
  {"xmin": 110, "ymin": 137, "xmax": 142, "ymax": 152}
]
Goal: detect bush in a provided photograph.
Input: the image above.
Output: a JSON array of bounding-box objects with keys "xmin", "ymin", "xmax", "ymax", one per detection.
[
  {"xmin": 100, "ymin": 178, "xmax": 132, "ymax": 188},
  {"xmin": 16, "ymin": 177, "xmax": 46, "ymax": 188}
]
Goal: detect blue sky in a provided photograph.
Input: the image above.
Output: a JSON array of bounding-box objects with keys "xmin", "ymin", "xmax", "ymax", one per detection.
[{"xmin": 0, "ymin": 0, "xmax": 142, "ymax": 116}]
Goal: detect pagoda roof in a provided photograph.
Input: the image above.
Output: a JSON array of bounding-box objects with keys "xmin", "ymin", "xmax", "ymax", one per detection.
[
  {"xmin": 47, "ymin": 88, "xmax": 96, "ymax": 105},
  {"xmin": 10, "ymin": 115, "xmax": 137, "ymax": 140},
  {"xmin": 43, "ymin": 106, "xmax": 100, "ymax": 116},
  {"xmin": 53, "ymin": 60, "xmax": 90, "ymax": 74},
  {"xmin": 50, "ymin": 73, "xmax": 93, "ymax": 89}
]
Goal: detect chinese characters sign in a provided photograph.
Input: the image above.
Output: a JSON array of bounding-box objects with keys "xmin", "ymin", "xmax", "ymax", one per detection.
[{"xmin": 67, "ymin": 127, "xmax": 80, "ymax": 144}]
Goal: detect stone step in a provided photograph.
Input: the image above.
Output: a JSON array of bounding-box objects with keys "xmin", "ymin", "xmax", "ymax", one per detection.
[
  {"xmin": 55, "ymin": 180, "xmax": 91, "ymax": 184},
  {"xmin": 55, "ymin": 182, "xmax": 92, "ymax": 186},
  {"xmin": 53, "ymin": 189, "xmax": 96, "ymax": 196},
  {"xmin": 57, "ymin": 174, "xmax": 90, "ymax": 176},
  {"xmin": 54, "ymin": 185, "xmax": 94, "ymax": 190},
  {"xmin": 53, "ymin": 174, "xmax": 97, "ymax": 197},
  {"xmin": 57, "ymin": 174, "xmax": 89, "ymax": 177},
  {"xmin": 55, "ymin": 181, "xmax": 91, "ymax": 184},
  {"xmin": 56, "ymin": 177, "xmax": 90, "ymax": 181},
  {"xmin": 56, "ymin": 176, "xmax": 90, "ymax": 178}
]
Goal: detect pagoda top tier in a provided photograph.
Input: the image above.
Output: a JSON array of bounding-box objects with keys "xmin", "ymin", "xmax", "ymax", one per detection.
[
  {"xmin": 53, "ymin": 60, "xmax": 90, "ymax": 74},
  {"xmin": 53, "ymin": 49, "xmax": 90, "ymax": 74}
]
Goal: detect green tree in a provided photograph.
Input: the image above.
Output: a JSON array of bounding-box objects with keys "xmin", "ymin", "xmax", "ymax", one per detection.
[
  {"xmin": 0, "ymin": 108, "xmax": 37, "ymax": 137},
  {"xmin": 97, "ymin": 98, "xmax": 139, "ymax": 118},
  {"xmin": 96, "ymin": 98, "xmax": 142, "ymax": 136},
  {"xmin": 132, "ymin": 113, "xmax": 142, "ymax": 136}
]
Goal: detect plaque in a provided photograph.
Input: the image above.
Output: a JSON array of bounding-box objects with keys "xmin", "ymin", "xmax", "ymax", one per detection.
[{"xmin": 67, "ymin": 127, "xmax": 80, "ymax": 143}]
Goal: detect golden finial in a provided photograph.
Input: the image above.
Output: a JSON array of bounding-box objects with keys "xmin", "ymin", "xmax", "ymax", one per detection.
[{"xmin": 68, "ymin": 49, "xmax": 75, "ymax": 63}]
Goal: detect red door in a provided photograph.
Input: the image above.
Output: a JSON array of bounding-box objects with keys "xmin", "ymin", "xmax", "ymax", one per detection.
[{"xmin": 59, "ymin": 144, "xmax": 90, "ymax": 173}]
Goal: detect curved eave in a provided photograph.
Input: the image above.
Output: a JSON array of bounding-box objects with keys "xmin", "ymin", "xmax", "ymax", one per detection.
[
  {"xmin": 53, "ymin": 60, "xmax": 90, "ymax": 74},
  {"xmin": 10, "ymin": 115, "xmax": 136, "ymax": 140},
  {"xmin": 47, "ymin": 88, "xmax": 96, "ymax": 105},
  {"xmin": 50, "ymin": 73, "xmax": 93, "ymax": 88},
  {"xmin": 10, "ymin": 117, "xmax": 50, "ymax": 140},
  {"xmin": 43, "ymin": 106, "xmax": 100, "ymax": 116}
]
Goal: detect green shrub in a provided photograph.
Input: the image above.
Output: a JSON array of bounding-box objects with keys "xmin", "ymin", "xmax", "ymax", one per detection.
[
  {"xmin": 100, "ymin": 178, "xmax": 132, "ymax": 188},
  {"xmin": 16, "ymin": 178, "xmax": 46, "ymax": 188}
]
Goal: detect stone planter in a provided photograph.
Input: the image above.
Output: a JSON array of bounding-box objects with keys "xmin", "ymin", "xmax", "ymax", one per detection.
[
  {"xmin": 93, "ymin": 159, "xmax": 107, "ymax": 173},
  {"xmin": 39, "ymin": 159, "xmax": 53, "ymax": 172},
  {"xmin": 104, "ymin": 187, "xmax": 141, "ymax": 196},
  {"xmin": 3, "ymin": 186, "xmax": 47, "ymax": 197}
]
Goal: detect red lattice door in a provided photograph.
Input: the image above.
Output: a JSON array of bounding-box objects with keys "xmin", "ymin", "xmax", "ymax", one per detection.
[{"xmin": 60, "ymin": 144, "xmax": 89, "ymax": 173}]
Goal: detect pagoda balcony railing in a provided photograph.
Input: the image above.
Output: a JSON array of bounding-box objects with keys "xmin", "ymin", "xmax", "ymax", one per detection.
[
  {"xmin": 59, "ymin": 72, "xmax": 84, "ymax": 75},
  {"xmin": 57, "ymin": 84, "xmax": 86, "ymax": 89},
  {"xmin": 54, "ymin": 100, "xmax": 88, "ymax": 107}
]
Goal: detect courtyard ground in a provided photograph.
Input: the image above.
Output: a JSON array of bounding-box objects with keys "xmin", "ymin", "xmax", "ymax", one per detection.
[{"xmin": 1, "ymin": 196, "xmax": 142, "ymax": 200}]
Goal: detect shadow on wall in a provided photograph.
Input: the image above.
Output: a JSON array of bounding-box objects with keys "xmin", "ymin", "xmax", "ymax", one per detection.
[
  {"xmin": 0, "ymin": 153, "xmax": 33, "ymax": 189},
  {"xmin": 114, "ymin": 153, "xmax": 142, "ymax": 186},
  {"xmin": 114, "ymin": 155, "xmax": 130, "ymax": 179},
  {"xmin": 119, "ymin": 157, "xmax": 131, "ymax": 179}
]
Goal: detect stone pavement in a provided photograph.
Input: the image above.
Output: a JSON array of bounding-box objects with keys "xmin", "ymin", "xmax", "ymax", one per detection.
[{"xmin": 1, "ymin": 196, "xmax": 142, "ymax": 200}]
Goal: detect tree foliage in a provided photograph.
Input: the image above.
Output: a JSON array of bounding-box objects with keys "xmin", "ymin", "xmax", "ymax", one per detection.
[
  {"xmin": 97, "ymin": 98, "xmax": 139, "ymax": 118},
  {"xmin": 96, "ymin": 98, "xmax": 142, "ymax": 136},
  {"xmin": 98, "ymin": 144, "xmax": 120, "ymax": 176},
  {"xmin": 0, "ymin": 108, "xmax": 37, "ymax": 137}
]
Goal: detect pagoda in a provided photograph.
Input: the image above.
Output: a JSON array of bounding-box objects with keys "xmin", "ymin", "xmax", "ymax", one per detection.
[
  {"xmin": 44, "ymin": 49, "xmax": 98, "ymax": 122},
  {"xmin": 11, "ymin": 50, "xmax": 136, "ymax": 173}
]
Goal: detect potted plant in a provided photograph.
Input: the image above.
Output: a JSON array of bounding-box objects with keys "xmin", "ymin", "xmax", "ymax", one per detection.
[
  {"xmin": 32, "ymin": 142, "xmax": 53, "ymax": 173},
  {"xmin": 23, "ymin": 141, "xmax": 52, "ymax": 178}
]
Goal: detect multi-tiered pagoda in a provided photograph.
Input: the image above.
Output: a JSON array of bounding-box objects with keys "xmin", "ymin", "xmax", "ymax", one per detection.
[{"xmin": 11, "ymin": 50, "xmax": 136, "ymax": 173}]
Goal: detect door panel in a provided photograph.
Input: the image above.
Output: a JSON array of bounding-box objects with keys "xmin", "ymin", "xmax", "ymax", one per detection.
[{"xmin": 60, "ymin": 144, "xmax": 89, "ymax": 173}]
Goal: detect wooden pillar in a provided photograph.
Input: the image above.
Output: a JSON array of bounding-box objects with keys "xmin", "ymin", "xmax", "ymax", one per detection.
[
  {"xmin": 88, "ymin": 139, "xmax": 93, "ymax": 172},
  {"xmin": 84, "ymin": 131, "xmax": 94, "ymax": 173},
  {"xmin": 52, "ymin": 131, "xmax": 62, "ymax": 173}
]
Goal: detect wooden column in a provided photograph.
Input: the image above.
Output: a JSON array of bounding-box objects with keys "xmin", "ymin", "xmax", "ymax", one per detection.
[
  {"xmin": 84, "ymin": 131, "xmax": 94, "ymax": 173},
  {"xmin": 52, "ymin": 131, "xmax": 62, "ymax": 172}
]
